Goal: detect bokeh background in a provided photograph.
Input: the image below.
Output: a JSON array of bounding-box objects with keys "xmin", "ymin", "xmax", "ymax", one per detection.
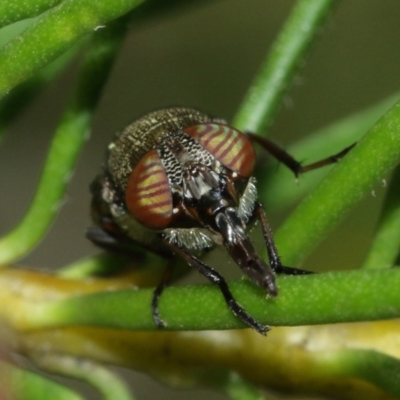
[{"xmin": 1, "ymin": 1, "xmax": 400, "ymax": 399}]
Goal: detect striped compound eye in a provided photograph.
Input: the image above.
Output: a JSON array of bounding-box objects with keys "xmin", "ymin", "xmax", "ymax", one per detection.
[
  {"xmin": 184, "ymin": 124, "xmax": 255, "ymax": 177},
  {"xmin": 125, "ymin": 149, "xmax": 173, "ymax": 230}
]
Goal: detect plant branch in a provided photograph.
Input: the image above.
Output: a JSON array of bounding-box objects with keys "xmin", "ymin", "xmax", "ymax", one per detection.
[
  {"xmin": 14, "ymin": 268, "xmax": 400, "ymax": 332},
  {"xmin": 0, "ymin": 42, "xmax": 82, "ymax": 139},
  {"xmin": 0, "ymin": 19, "xmax": 129, "ymax": 265},
  {"xmin": 0, "ymin": 1, "xmax": 62, "ymax": 28},
  {"xmin": 233, "ymin": 0, "xmax": 339, "ymax": 134},
  {"xmin": 328, "ymin": 349, "xmax": 400, "ymax": 398},
  {"xmin": 0, "ymin": 0, "xmax": 144, "ymax": 99},
  {"xmin": 32, "ymin": 354, "xmax": 134, "ymax": 400},
  {"xmin": 0, "ymin": 360, "xmax": 85, "ymax": 400},
  {"xmin": 362, "ymin": 164, "xmax": 400, "ymax": 269}
]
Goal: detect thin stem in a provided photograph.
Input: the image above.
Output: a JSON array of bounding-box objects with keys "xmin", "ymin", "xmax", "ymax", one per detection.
[
  {"xmin": 0, "ymin": 18, "xmax": 129, "ymax": 265},
  {"xmin": 0, "ymin": 360, "xmax": 85, "ymax": 400},
  {"xmin": 0, "ymin": 1, "xmax": 62, "ymax": 28},
  {"xmin": 33, "ymin": 354, "xmax": 134, "ymax": 400},
  {"xmin": 362, "ymin": 165, "xmax": 400, "ymax": 269},
  {"xmin": 0, "ymin": 0, "xmax": 144, "ymax": 98},
  {"xmin": 222, "ymin": 373, "xmax": 266, "ymax": 400},
  {"xmin": 18, "ymin": 268, "xmax": 400, "ymax": 332},
  {"xmin": 329, "ymin": 350, "xmax": 400, "ymax": 398},
  {"xmin": 0, "ymin": 42, "xmax": 82, "ymax": 139},
  {"xmin": 57, "ymin": 253, "xmax": 133, "ymax": 279},
  {"xmin": 233, "ymin": 0, "xmax": 338, "ymax": 134}
]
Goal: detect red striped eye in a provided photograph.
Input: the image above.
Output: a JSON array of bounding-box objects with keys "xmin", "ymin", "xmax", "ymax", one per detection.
[
  {"xmin": 184, "ymin": 124, "xmax": 255, "ymax": 177},
  {"xmin": 125, "ymin": 149, "xmax": 173, "ymax": 230}
]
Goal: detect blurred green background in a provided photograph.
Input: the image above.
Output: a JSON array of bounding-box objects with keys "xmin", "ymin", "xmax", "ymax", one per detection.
[{"xmin": 0, "ymin": 1, "xmax": 400, "ymax": 399}]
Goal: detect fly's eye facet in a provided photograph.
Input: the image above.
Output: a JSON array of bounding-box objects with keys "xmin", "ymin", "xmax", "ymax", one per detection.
[
  {"xmin": 184, "ymin": 123, "xmax": 255, "ymax": 177},
  {"xmin": 125, "ymin": 149, "xmax": 173, "ymax": 230}
]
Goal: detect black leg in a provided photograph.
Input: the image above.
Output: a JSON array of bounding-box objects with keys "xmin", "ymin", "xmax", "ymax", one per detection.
[
  {"xmin": 254, "ymin": 202, "xmax": 282, "ymax": 273},
  {"xmin": 151, "ymin": 261, "xmax": 174, "ymax": 328},
  {"xmin": 162, "ymin": 238, "xmax": 269, "ymax": 335},
  {"xmin": 277, "ymin": 265, "xmax": 313, "ymax": 275},
  {"xmin": 86, "ymin": 226, "xmax": 146, "ymax": 259},
  {"xmin": 255, "ymin": 202, "xmax": 312, "ymax": 276},
  {"xmin": 247, "ymin": 133, "xmax": 355, "ymax": 177}
]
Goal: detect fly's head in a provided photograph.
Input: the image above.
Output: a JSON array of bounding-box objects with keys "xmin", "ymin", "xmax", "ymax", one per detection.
[{"xmin": 117, "ymin": 114, "xmax": 277, "ymax": 296}]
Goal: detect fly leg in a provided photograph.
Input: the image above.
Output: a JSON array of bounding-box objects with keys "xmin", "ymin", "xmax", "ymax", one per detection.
[
  {"xmin": 255, "ymin": 202, "xmax": 311, "ymax": 276},
  {"xmin": 248, "ymin": 134, "xmax": 354, "ymax": 275},
  {"xmin": 86, "ymin": 225, "xmax": 147, "ymax": 260},
  {"xmin": 151, "ymin": 259, "xmax": 174, "ymax": 328},
  {"xmin": 247, "ymin": 133, "xmax": 355, "ymax": 176},
  {"xmin": 161, "ymin": 238, "xmax": 269, "ymax": 335},
  {"xmin": 89, "ymin": 224, "xmax": 179, "ymax": 329}
]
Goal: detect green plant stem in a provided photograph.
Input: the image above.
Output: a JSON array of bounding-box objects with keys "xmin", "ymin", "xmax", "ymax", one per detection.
[
  {"xmin": 362, "ymin": 165, "xmax": 400, "ymax": 269},
  {"xmin": 0, "ymin": 19, "xmax": 129, "ymax": 265},
  {"xmin": 275, "ymin": 98, "xmax": 400, "ymax": 267},
  {"xmin": 222, "ymin": 373, "xmax": 265, "ymax": 400},
  {"xmin": 328, "ymin": 350, "xmax": 400, "ymax": 398},
  {"xmin": 57, "ymin": 253, "xmax": 133, "ymax": 279},
  {"xmin": 0, "ymin": 18, "xmax": 35, "ymax": 48},
  {"xmin": 233, "ymin": 0, "xmax": 338, "ymax": 134},
  {"xmin": 0, "ymin": 0, "xmax": 144, "ymax": 99},
  {"xmin": 0, "ymin": 1, "xmax": 62, "ymax": 28},
  {"xmin": 32, "ymin": 354, "xmax": 134, "ymax": 400},
  {"xmin": 20, "ymin": 268, "xmax": 400, "ymax": 332},
  {"xmin": 0, "ymin": 42, "xmax": 82, "ymax": 138},
  {"xmin": 0, "ymin": 360, "xmax": 85, "ymax": 400}
]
